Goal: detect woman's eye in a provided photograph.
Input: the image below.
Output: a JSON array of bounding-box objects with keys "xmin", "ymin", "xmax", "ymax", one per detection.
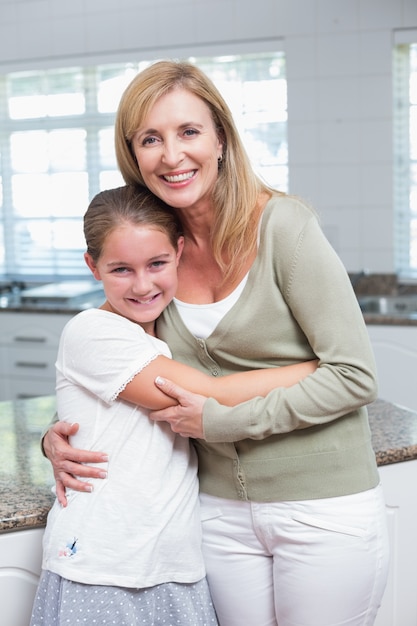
[
  {"xmin": 142, "ymin": 136, "xmax": 158, "ymax": 146},
  {"xmin": 184, "ymin": 128, "xmax": 199, "ymax": 137}
]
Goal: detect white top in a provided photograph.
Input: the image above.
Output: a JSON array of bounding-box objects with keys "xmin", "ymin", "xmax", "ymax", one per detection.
[
  {"xmin": 174, "ymin": 273, "xmax": 248, "ymax": 338},
  {"xmin": 42, "ymin": 308, "xmax": 204, "ymax": 588}
]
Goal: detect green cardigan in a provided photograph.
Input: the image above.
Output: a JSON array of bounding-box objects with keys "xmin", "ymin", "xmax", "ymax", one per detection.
[{"xmin": 157, "ymin": 195, "xmax": 380, "ymax": 502}]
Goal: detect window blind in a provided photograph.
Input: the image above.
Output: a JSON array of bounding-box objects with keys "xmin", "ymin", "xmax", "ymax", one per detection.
[{"xmin": 0, "ymin": 48, "xmax": 287, "ymax": 282}]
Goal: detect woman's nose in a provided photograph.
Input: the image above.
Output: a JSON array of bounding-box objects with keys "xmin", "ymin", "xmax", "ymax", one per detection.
[{"xmin": 161, "ymin": 137, "xmax": 184, "ymax": 166}]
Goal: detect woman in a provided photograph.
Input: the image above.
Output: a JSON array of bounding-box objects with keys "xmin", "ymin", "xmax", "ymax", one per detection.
[{"xmin": 43, "ymin": 61, "xmax": 389, "ymax": 626}]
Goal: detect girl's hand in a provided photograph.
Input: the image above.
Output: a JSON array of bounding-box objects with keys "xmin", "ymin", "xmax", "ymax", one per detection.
[
  {"xmin": 149, "ymin": 377, "xmax": 206, "ymax": 439},
  {"xmin": 43, "ymin": 421, "xmax": 108, "ymax": 507}
]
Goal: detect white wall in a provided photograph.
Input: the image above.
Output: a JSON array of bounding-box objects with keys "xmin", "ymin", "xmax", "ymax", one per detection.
[{"xmin": 0, "ymin": 0, "xmax": 416, "ymax": 273}]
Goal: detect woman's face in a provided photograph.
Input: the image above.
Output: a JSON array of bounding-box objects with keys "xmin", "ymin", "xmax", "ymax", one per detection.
[
  {"xmin": 131, "ymin": 88, "xmax": 223, "ymax": 215},
  {"xmin": 84, "ymin": 224, "xmax": 183, "ymax": 335}
]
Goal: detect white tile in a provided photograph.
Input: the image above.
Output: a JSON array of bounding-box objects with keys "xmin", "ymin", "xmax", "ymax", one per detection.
[
  {"xmin": 359, "ymin": 0, "xmax": 403, "ymax": 29},
  {"xmin": 188, "ymin": 0, "xmax": 234, "ymax": 43},
  {"xmin": 362, "ymin": 206, "xmax": 394, "ymax": 247},
  {"xmin": 0, "ymin": 21, "xmax": 18, "ymax": 62},
  {"xmin": 318, "ymin": 119, "xmax": 362, "ymax": 164},
  {"xmin": 359, "ymin": 119, "xmax": 393, "ymax": 163},
  {"xmin": 317, "ymin": 76, "xmax": 361, "ymax": 121},
  {"xmin": 317, "ymin": 0, "xmax": 360, "ymax": 33},
  {"xmin": 119, "ymin": 6, "xmax": 158, "ymax": 51},
  {"xmin": 83, "ymin": 11, "xmax": 122, "ymax": 53},
  {"xmin": 0, "ymin": 1, "xmax": 17, "ymax": 23},
  {"xmin": 359, "ymin": 30, "xmax": 392, "ymax": 75},
  {"xmin": 318, "ymin": 163, "xmax": 362, "ymax": 208},
  {"xmin": 233, "ymin": 0, "xmax": 281, "ymax": 39},
  {"xmin": 288, "ymin": 164, "xmax": 321, "ymax": 206},
  {"xmin": 287, "ymin": 78, "xmax": 318, "ymax": 122},
  {"xmin": 16, "ymin": 0, "xmax": 49, "ymax": 23},
  {"xmin": 17, "ymin": 17, "xmax": 52, "ymax": 59},
  {"xmin": 285, "ymin": 36, "xmax": 317, "ymax": 80},
  {"xmin": 50, "ymin": 16, "xmax": 87, "ymax": 57},
  {"xmin": 288, "ymin": 121, "xmax": 320, "ymax": 164},
  {"xmin": 317, "ymin": 32, "xmax": 360, "ymax": 76},
  {"xmin": 403, "ymin": 0, "xmax": 417, "ymax": 24},
  {"xmin": 275, "ymin": 0, "xmax": 316, "ymax": 36},
  {"xmin": 359, "ymin": 163, "xmax": 393, "ymax": 206},
  {"xmin": 359, "ymin": 75, "xmax": 393, "ymax": 118}
]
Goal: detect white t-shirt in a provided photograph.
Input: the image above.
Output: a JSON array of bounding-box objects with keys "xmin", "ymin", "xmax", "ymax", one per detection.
[{"xmin": 42, "ymin": 308, "xmax": 204, "ymax": 588}]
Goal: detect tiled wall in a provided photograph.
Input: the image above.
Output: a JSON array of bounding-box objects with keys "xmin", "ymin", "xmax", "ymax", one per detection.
[{"xmin": 0, "ymin": 0, "xmax": 416, "ymax": 273}]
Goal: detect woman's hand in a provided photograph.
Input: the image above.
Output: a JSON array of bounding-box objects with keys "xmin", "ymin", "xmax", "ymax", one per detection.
[
  {"xmin": 149, "ymin": 377, "xmax": 206, "ymax": 439},
  {"xmin": 43, "ymin": 421, "xmax": 108, "ymax": 507}
]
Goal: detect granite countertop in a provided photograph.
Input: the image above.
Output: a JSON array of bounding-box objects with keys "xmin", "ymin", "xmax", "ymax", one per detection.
[
  {"xmin": 1, "ymin": 395, "xmax": 417, "ymax": 534},
  {"xmin": 362, "ymin": 313, "xmax": 417, "ymax": 326}
]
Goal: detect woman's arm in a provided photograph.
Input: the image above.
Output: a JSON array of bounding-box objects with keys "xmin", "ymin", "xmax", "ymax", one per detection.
[{"xmin": 43, "ymin": 358, "xmax": 317, "ymax": 502}]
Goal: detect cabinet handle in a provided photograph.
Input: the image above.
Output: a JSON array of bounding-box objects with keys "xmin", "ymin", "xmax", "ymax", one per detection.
[
  {"xmin": 15, "ymin": 361, "xmax": 48, "ymax": 369},
  {"xmin": 13, "ymin": 336, "xmax": 47, "ymax": 343}
]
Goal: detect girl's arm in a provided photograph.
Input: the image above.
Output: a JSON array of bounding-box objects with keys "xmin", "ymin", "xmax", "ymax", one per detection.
[
  {"xmin": 119, "ymin": 355, "xmax": 318, "ymax": 409},
  {"xmin": 43, "ymin": 358, "xmax": 317, "ymax": 503}
]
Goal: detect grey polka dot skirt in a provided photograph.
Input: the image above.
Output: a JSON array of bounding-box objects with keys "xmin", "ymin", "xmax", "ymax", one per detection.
[{"xmin": 30, "ymin": 570, "xmax": 218, "ymax": 625}]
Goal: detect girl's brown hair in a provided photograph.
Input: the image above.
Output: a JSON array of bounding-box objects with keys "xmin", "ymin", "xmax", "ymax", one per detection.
[{"xmin": 84, "ymin": 185, "xmax": 183, "ymax": 263}]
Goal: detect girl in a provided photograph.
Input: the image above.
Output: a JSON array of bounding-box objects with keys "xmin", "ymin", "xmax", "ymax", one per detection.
[{"xmin": 32, "ymin": 185, "xmax": 316, "ymax": 626}]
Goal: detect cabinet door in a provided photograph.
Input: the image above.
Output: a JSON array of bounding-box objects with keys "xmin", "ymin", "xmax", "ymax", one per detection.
[
  {"xmin": 0, "ymin": 528, "xmax": 44, "ymax": 626},
  {"xmin": 374, "ymin": 460, "xmax": 417, "ymax": 626},
  {"xmin": 366, "ymin": 325, "xmax": 417, "ymax": 412},
  {"xmin": 0, "ymin": 313, "xmax": 73, "ymax": 347}
]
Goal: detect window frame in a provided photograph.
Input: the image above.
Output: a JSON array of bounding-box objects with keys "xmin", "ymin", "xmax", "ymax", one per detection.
[
  {"xmin": 0, "ymin": 40, "xmax": 286, "ymax": 283},
  {"xmin": 393, "ymin": 30, "xmax": 417, "ymax": 280}
]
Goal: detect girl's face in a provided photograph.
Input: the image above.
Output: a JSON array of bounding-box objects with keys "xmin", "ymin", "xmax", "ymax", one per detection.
[
  {"xmin": 85, "ymin": 224, "xmax": 184, "ymax": 335},
  {"xmin": 131, "ymin": 88, "xmax": 223, "ymax": 215}
]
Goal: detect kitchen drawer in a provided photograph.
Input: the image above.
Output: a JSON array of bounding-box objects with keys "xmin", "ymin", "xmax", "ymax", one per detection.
[
  {"xmin": 0, "ymin": 312, "xmax": 73, "ymax": 347},
  {"xmin": 5, "ymin": 377, "xmax": 56, "ymax": 400},
  {"xmin": 0, "ymin": 346, "xmax": 58, "ymax": 379}
]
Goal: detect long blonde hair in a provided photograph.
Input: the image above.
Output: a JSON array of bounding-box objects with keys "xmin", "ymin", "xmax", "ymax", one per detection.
[{"xmin": 115, "ymin": 60, "xmax": 279, "ymax": 281}]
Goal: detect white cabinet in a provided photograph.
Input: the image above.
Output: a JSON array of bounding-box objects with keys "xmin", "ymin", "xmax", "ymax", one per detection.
[
  {"xmin": 366, "ymin": 325, "xmax": 417, "ymax": 412},
  {"xmin": 374, "ymin": 460, "xmax": 417, "ymax": 626},
  {"xmin": 0, "ymin": 312, "xmax": 73, "ymax": 401},
  {"xmin": 0, "ymin": 528, "xmax": 44, "ymax": 626}
]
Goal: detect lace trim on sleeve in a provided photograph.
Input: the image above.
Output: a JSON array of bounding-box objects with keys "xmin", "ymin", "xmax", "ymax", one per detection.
[{"xmin": 108, "ymin": 353, "xmax": 160, "ymax": 403}]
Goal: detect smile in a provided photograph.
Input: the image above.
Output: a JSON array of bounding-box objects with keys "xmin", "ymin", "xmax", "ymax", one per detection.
[
  {"xmin": 129, "ymin": 294, "xmax": 159, "ymax": 305},
  {"xmin": 163, "ymin": 171, "xmax": 195, "ymax": 183}
]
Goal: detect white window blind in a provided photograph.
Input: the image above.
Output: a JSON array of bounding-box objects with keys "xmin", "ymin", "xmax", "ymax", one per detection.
[
  {"xmin": 0, "ymin": 49, "xmax": 287, "ymax": 282},
  {"xmin": 393, "ymin": 32, "xmax": 417, "ymax": 278}
]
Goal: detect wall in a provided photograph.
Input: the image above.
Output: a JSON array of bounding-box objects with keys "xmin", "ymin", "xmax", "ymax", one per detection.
[{"xmin": 0, "ymin": 0, "xmax": 416, "ymax": 273}]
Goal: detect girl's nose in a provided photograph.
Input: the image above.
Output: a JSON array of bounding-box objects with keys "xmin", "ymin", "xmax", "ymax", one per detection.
[{"xmin": 132, "ymin": 272, "xmax": 153, "ymax": 295}]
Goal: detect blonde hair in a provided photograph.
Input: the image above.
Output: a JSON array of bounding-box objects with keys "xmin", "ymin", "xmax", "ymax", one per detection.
[
  {"xmin": 84, "ymin": 185, "xmax": 183, "ymax": 263},
  {"xmin": 115, "ymin": 60, "xmax": 279, "ymax": 281}
]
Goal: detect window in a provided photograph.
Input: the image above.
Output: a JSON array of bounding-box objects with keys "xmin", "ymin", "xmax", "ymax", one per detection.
[
  {"xmin": 0, "ymin": 50, "xmax": 287, "ymax": 281},
  {"xmin": 393, "ymin": 36, "xmax": 417, "ymax": 278}
]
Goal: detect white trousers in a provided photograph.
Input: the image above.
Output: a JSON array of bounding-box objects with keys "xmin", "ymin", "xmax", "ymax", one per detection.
[{"xmin": 200, "ymin": 485, "xmax": 389, "ymax": 626}]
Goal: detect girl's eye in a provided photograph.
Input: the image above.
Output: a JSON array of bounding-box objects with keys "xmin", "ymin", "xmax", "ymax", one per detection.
[
  {"xmin": 112, "ymin": 267, "xmax": 129, "ymax": 274},
  {"xmin": 150, "ymin": 260, "xmax": 167, "ymax": 269}
]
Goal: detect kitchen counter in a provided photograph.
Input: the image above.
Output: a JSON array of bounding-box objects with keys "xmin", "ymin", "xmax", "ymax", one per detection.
[
  {"xmin": 362, "ymin": 313, "xmax": 417, "ymax": 326},
  {"xmin": 1, "ymin": 395, "xmax": 417, "ymax": 534}
]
